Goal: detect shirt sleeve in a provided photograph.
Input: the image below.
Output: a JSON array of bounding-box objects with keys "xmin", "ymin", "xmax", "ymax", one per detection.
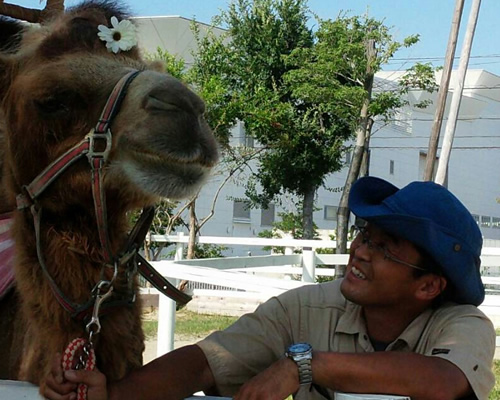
[
  {"xmin": 425, "ymin": 307, "xmax": 495, "ymax": 400},
  {"xmin": 196, "ymin": 296, "xmax": 294, "ymax": 396}
]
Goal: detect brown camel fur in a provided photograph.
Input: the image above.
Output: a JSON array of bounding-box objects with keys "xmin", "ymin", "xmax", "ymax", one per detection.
[{"xmin": 0, "ymin": 0, "xmax": 218, "ymax": 394}]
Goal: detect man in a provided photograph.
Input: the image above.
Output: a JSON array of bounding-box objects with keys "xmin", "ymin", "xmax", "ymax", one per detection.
[{"xmin": 44, "ymin": 176, "xmax": 495, "ymax": 400}]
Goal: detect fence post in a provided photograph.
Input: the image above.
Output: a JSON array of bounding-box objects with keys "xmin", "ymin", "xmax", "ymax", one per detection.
[
  {"xmin": 156, "ymin": 233, "xmax": 184, "ymax": 357},
  {"xmin": 302, "ymin": 247, "xmax": 315, "ymax": 283}
]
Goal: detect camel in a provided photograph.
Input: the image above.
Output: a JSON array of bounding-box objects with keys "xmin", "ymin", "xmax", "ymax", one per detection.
[{"xmin": 0, "ymin": 0, "xmax": 219, "ymax": 395}]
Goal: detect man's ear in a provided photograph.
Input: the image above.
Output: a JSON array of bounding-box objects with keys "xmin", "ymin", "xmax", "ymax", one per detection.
[{"xmin": 415, "ymin": 275, "xmax": 447, "ymax": 302}]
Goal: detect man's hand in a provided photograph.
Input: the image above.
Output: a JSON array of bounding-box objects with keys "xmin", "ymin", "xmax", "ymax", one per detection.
[
  {"xmin": 233, "ymin": 357, "xmax": 299, "ymax": 400},
  {"xmin": 43, "ymin": 353, "xmax": 108, "ymax": 400}
]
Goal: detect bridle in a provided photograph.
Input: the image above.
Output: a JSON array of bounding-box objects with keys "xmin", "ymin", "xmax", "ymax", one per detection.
[{"xmin": 15, "ymin": 70, "xmax": 191, "ymax": 328}]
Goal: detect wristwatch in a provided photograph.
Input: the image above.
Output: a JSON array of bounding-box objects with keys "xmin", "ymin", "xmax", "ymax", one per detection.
[{"xmin": 286, "ymin": 342, "xmax": 313, "ymax": 385}]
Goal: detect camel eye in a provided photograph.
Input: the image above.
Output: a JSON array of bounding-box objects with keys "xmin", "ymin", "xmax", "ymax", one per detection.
[{"xmin": 34, "ymin": 96, "xmax": 69, "ymax": 115}]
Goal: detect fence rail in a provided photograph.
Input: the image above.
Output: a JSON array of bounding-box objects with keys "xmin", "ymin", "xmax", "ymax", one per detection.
[
  {"xmin": 3, "ymin": 235, "xmax": 500, "ymax": 399},
  {"xmin": 147, "ymin": 234, "xmax": 500, "ymax": 357}
]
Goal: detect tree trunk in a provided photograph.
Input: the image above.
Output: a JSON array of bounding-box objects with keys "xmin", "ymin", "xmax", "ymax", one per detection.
[
  {"xmin": 336, "ymin": 40, "xmax": 376, "ymax": 278},
  {"xmin": 0, "ymin": 0, "xmax": 64, "ymax": 23},
  {"xmin": 0, "ymin": 3, "xmax": 40, "ymax": 21},
  {"xmin": 187, "ymin": 200, "xmax": 197, "ymax": 259},
  {"xmin": 359, "ymin": 118, "xmax": 374, "ymax": 177},
  {"xmin": 302, "ymin": 185, "xmax": 316, "ymax": 240}
]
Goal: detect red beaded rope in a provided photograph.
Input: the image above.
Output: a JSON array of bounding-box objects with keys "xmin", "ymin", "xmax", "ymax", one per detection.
[{"xmin": 62, "ymin": 338, "xmax": 96, "ymax": 400}]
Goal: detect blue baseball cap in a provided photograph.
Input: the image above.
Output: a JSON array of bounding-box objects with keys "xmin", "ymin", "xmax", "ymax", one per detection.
[{"xmin": 348, "ymin": 176, "xmax": 484, "ymax": 306}]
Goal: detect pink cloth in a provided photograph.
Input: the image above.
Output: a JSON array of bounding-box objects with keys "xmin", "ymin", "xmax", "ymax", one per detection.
[{"xmin": 0, "ymin": 213, "xmax": 15, "ymax": 299}]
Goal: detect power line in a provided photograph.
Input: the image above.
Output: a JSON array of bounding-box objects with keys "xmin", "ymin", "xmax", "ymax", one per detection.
[
  {"xmin": 388, "ymin": 54, "xmax": 500, "ymax": 62},
  {"xmin": 374, "ymin": 135, "xmax": 500, "ymax": 139},
  {"xmin": 370, "ymin": 145, "xmax": 500, "ymax": 149}
]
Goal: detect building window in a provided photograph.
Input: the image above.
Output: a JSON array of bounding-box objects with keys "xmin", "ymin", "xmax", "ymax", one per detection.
[
  {"xmin": 261, "ymin": 204, "xmax": 275, "ymax": 226},
  {"xmin": 472, "ymin": 214, "xmax": 480, "ymax": 225},
  {"xmin": 345, "ymin": 151, "xmax": 351, "ymax": 165},
  {"xmin": 418, "ymin": 152, "xmax": 447, "ymax": 187},
  {"xmin": 389, "ymin": 160, "xmax": 394, "ymax": 175},
  {"xmin": 481, "ymin": 216, "xmax": 491, "ymax": 228},
  {"xmin": 240, "ymin": 133, "xmax": 254, "ymax": 148},
  {"xmin": 233, "ymin": 200, "xmax": 251, "ymax": 223},
  {"xmin": 492, "ymin": 217, "xmax": 500, "ymax": 229},
  {"xmin": 393, "ymin": 107, "xmax": 412, "ymax": 135},
  {"xmin": 324, "ymin": 205, "xmax": 338, "ymax": 221}
]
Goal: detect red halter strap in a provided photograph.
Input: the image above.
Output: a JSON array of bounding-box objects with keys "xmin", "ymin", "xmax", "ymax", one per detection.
[
  {"xmin": 15, "ymin": 69, "xmax": 191, "ymax": 320},
  {"xmin": 17, "ymin": 70, "xmax": 141, "ymax": 263},
  {"xmin": 15, "ymin": 70, "xmax": 141, "ymax": 318}
]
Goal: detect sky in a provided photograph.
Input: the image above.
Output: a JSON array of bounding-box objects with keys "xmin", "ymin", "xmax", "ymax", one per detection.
[{"xmin": 7, "ymin": 0, "xmax": 500, "ymax": 76}]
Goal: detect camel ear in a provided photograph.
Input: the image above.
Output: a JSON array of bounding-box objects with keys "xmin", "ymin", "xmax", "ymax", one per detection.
[{"xmin": 147, "ymin": 60, "xmax": 165, "ymax": 73}]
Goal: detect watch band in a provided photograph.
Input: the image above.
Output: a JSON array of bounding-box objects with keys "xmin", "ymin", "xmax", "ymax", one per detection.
[
  {"xmin": 286, "ymin": 343, "xmax": 313, "ymax": 386},
  {"xmin": 296, "ymin": 357, "xmax": 313, "ymax": 385}
]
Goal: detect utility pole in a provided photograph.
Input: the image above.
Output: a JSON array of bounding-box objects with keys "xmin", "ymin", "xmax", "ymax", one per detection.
[
  {"xmin": 424, "ymin": 0, "xmax": 464, "ymax": 181},
  {"xmin": 435, "ymin": 0, "xmax": 481, "ymax": 185}
]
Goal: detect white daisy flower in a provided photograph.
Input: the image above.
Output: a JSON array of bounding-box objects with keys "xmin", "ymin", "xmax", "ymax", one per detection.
[{"xmin": 97, "ymin": 16, "xmax": 137, "ymax": 54}]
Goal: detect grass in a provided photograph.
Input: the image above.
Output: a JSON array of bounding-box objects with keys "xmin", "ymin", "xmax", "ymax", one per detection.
[
  {"xmin": 491, "ymin": 361, "xmax": 500, "ymax": 399},
  {"xmin": 143, "ymin": 311, "xmax": 500, "ymax": 398},
  {"xmin": 142, "ymin": 309, "xmax": 238, "ymax": 340}
]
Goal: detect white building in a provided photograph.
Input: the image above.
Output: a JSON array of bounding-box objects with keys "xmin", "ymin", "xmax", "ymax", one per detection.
[{"xmin": 133, "ymin": 16, "xmax": 500, "ymax": 256}]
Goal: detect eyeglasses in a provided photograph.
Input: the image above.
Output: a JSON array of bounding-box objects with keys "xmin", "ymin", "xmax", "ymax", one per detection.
[{"xmin": 352, "ymin": 224, "xmax": 426, "ymax": 271}]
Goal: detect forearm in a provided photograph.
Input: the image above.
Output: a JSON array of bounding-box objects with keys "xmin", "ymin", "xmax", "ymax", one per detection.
[
  {"xmin": 109, "ymin": 345, "xmax": 215, "ymax": 400},
  {"xmin": 312, "ymin": 351, "xmax": 471, "ymax": 400}
]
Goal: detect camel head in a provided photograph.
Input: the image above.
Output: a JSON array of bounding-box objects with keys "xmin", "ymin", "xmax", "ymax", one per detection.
[{"xmin": 0, "ymin": 1, "xmax": 219, "ymax": 216}]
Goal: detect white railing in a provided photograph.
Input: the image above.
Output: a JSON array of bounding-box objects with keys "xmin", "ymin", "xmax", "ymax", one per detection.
[
  {"xmin": 145, "ymin": 234, "xmax": 344, "ymax": 355},
  {"xmin": 3, "ymin": 235, "xmax": 500, "ymax": 398},
  {"xmin": 145, "ymin": 234, "xmax": 500, "ymax": 357}
]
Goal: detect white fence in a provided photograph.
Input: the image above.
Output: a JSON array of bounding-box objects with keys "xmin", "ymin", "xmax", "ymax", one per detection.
[
  {"xmin": 145, "ymin": 234, "xmax": 500, "ymax": 357},
  {"xmin": 2, "ymin": 235, "xmax": 500, "ymax": 399}
]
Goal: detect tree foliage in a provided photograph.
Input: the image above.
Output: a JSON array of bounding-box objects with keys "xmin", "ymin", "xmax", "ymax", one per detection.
[
  {"xmin": 331, "ymin": 14, "xmax": 439, "ymax": 267},
  {"xmin": 193, "ymin": 0, "xmax": 363, "ymax": 240}
]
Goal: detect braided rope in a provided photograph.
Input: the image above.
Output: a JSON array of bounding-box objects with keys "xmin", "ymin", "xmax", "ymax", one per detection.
[{"xmin": 62, "ymin": 338, "xmax": 96, "ymax": 400}]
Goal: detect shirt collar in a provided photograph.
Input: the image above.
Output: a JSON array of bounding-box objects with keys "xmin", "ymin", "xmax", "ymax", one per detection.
[{"xmin": 336, "ymin": 300, "xmax": 436, "ymax": 351}]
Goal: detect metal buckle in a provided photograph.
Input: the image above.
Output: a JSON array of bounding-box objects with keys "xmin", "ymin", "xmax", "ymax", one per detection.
[
  {"xmin": 86, "ymin": 280, "xmax": 114, "ymax": 337},
  {"xmin": 86, "ymin": 128, "xmax": 112, "ymax": 162}
]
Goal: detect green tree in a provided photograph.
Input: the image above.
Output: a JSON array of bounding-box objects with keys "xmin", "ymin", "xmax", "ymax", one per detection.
[
  {"xmin": 325, "ymin": 14, "xmax": 438, "ymax": 271},
  {"xmin": 202, "ymin": 0, "xmax": 359, "ymax": 240},
  {"xmin": 258, "ymin": 205, "xmax": 319, "ymax": 253}
]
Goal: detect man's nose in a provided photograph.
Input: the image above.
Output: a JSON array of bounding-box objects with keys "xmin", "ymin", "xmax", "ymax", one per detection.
[{"xmin": 350, "ymin": 235, "xmax": 371, "ymax": 260}]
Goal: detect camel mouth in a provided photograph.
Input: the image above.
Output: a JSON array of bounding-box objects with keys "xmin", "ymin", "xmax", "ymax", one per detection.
[
  {"xmin": 118, "ymin": 133, "xmax": 218, "ymax": 169},
  {"xmin": 119, "ymin": 157, "xmax": 212, "ymax": 200},
  {"xmin": 128, "ymin": 148, "xmax": 216, "ymax": 169}
]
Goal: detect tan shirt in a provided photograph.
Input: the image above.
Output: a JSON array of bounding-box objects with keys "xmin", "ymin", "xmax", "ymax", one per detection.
[{"xmin": 197, "ymin": 279, "xmax": 495, "ymax": 399}]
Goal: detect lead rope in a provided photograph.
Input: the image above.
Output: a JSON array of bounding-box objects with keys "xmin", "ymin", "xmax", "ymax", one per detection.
[
  {"xmin": 62, "ymin": 280, "xmax": 115, "ymax": 400},
  {"xmin": 62, "ymin": 338, "xmax": 96, "ymax": 400}
]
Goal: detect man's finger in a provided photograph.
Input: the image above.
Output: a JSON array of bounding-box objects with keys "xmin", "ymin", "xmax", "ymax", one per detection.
[
  {"xmin": 45, "ymin": 378, "xmax": 78, "ymax": 394},
  {"xmin": 64, "ymin": 369, "xmax": 107, "ymax": 387},
  {"xmin": 52, "ymin": 352, "xmax": 64, "ymax": 384},
  {"xmin": 43, "ymin": 386, "xmax": 77, "ymax": 400}
]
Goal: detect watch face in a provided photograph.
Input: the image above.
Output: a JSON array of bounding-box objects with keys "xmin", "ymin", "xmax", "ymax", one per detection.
[{"xmin": 289, "ymin": 343, "xmax": 312, "ymax": 353}]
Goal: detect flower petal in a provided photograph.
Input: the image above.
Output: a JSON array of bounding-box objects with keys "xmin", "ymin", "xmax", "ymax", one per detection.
[
  {"xmin": 97, "ymin": 16, "xmax": 137, "ymax": 54},
  {"xmin": 110, "ymin": 41, "xmax": 120, "ymax": 54},
  {"xmin": 97, "ymin": 24, "xmax": 110, "ymax": 33},
  {"xmin": 110, "ymin": 16, "xmax": 119, "ymax": 29}
]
